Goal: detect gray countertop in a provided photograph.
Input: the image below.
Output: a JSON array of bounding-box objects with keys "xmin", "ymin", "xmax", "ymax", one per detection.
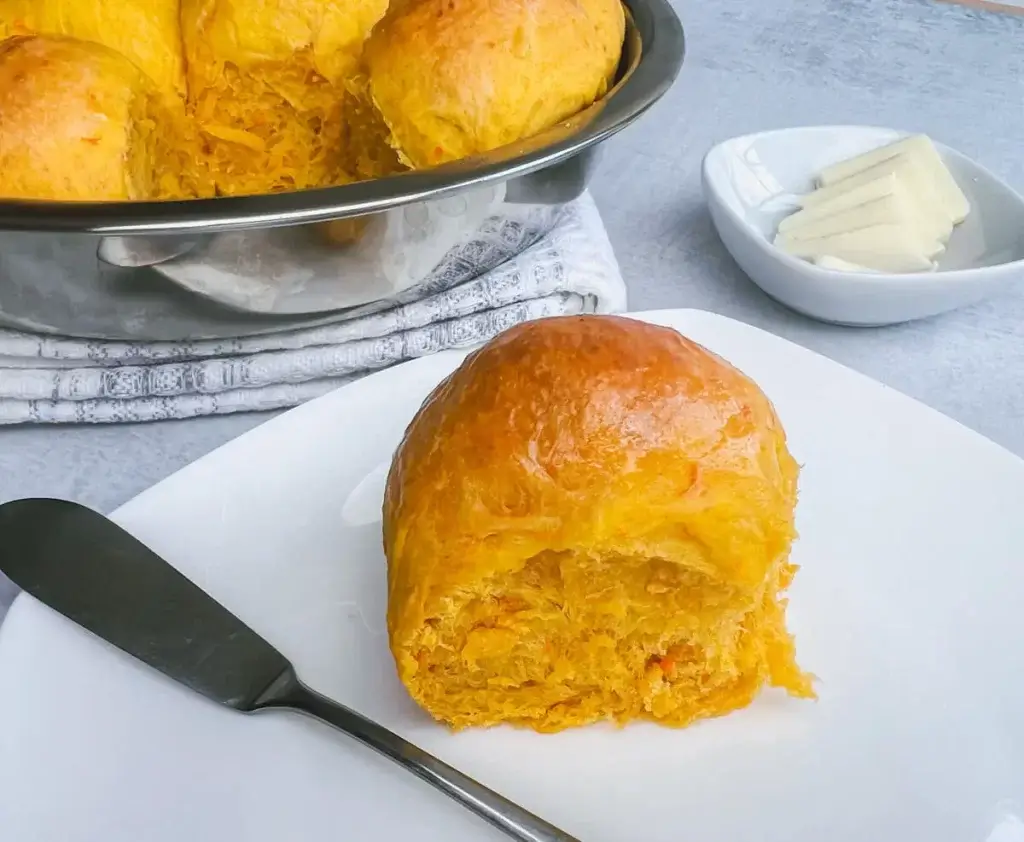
[{"xmin": 1, "ymin": 0, "xmax": 1023, "ymax": 613}]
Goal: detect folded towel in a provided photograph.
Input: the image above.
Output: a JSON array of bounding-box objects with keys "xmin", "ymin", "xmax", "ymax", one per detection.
[{"xmin": 0, "ymin": 193, "xmax": 625, "ymax": 424}]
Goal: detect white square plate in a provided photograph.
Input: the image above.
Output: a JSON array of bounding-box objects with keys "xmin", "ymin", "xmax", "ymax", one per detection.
[
  {"xmin": 2, "ymin": 309, "xmax": 1023, "ymax": 842},
  {"xmin": 702, "ymin": 126, "xmax": 1024, "ymax": 326}
]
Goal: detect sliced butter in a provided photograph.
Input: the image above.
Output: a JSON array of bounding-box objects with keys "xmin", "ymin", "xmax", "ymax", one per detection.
[
  {"xmin": 816, "ymin": 134, "xmax": 969, "ymax": 224},
  {"xmin": 779, "ymin": 183, "xmax": 949, "ymax": 244},
  {"xmin": 782, "ymin": 173, "xmax": 899, "ymax": 232},
  {"xmin": 775, "ymin": 224, "xmax": 942, "ymax": 273},
  {"xmin": 800, "ymin": 152, "xmax": 956, "ymax": 234},
  {"xmin": 813, "ymin": 255, "xmax": 881, "ymax": 273},
  {"xmin": 816, "ymin": 134, "xmax": 932, "ymax": 185}
]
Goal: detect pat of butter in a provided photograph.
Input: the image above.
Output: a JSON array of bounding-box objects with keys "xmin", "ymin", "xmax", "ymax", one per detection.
[
  {"xmin": 779, "ymin": 180, "xmax": 950, "ymax": 244},
  {"xmin": 816, "ymin": 134, "xmax": 969, "ymax": 224},
  {"xmin": 787, "ymin": 173, "xmax": 953, "ymax": 244},
  {"xmin": 775, "ymin": 224, "xmax": 941, "ymax": 273},
  {"xmin": 801, "ymin": 152, "xmax": 954, "ymax": 230},
  {"xmin": 784, "ymin": 174, "xmax": 899, "ymax": 231},
  {"xmin": 817, "ymin": 134, "xmax": 933, "ymax": 185},
  {"xmin": 813, "ymin": 255, "xmax": 881, "ymax": 273}
]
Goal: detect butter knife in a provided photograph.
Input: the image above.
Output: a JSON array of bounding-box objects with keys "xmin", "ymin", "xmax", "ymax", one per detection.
[{"xmin": 0, "ymin": 497, "xmax": 578, "ymax": 842}]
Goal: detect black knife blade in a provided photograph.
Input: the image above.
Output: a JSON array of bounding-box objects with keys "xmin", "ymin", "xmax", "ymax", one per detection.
[
  {"xmin": 0, "ymin": 497, "xmax": 289, "ymax": 709},
  {"xmin": 0, "ymin": 497, "xmax": 579, "ymax": 842}
]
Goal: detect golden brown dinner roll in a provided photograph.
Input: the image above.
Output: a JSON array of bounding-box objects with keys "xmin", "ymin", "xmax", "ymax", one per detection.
[
  {"xmin": 0, "ymin": 36, "xmax": 195, "ymax": 201},
  {"xmin": 0, "ymin": 0, "xmax": 186, "ymax": 97},
  {"xmin": 384, "ymin": 315, "xmax": 814, "ymax": 732},
  {"xmin": 180, "ymin": 0, "xmax": 391, "ymax": 196},
  {"xmin": 0, "ymin": 0, "xmax": 630, "ymax": 201},
  {"xmin": 363, "ymin": 0, "xmax": 626, "ymax": 169}
]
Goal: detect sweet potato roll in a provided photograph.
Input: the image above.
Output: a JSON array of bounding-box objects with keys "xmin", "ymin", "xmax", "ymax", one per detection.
[
  {"xmin": 0, "ymin": 36, "xmax": 193, "ymax": 201},
  {"xmin": 0, "ymin": 0, "xmax": 185, "ymax": 97},
  {"xmin": 180, "ymin": 0, "xmax": 390, "ymax": 195},
  {"xmin": 363, "ymin": 0, "xmax": 626, "ymax": 169},
  {"xmin": 384, "ymin": 315, "xmax": 814, "ymax": 732}
]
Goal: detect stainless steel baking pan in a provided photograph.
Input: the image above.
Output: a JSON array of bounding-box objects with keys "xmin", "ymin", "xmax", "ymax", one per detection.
[{"xmin": 0, "ymin": 0, "xmax": 684, "ymax": 339}]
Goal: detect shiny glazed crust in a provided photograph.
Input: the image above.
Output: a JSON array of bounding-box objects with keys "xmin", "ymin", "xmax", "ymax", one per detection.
[
  {"xmin": 181, "ymin": 0, "xmax": 390, "ymax": 86},
  {"xmin": 0, "ymin": 0, "xmax": 185, "ymax": 96},
  {"xmin": 364, "ymin": 0, "xmax": 626, "ymax": 168},
  {"xmin": 384, "ymin": 315, "xmax": 814, "ymax": 732},
  {"xmin": 0, "ymin": 36, "xmax": 154, "ymax": 201}
]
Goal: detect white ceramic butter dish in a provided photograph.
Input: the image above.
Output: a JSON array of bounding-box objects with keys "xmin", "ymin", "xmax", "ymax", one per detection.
[{"xmin": 702, "ymin": 125, "xmax": 1024, "ymax": 326}]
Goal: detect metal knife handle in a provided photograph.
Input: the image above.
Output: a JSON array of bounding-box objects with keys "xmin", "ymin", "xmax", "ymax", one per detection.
[{"xmin": 255, "ymin": 670, "xmax": 580, "ymax": 842}]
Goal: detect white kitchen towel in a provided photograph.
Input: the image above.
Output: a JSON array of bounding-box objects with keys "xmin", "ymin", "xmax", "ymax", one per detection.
[{"xmin": 0, "ymin": 193, "xmax": 625, "ymax": 424}]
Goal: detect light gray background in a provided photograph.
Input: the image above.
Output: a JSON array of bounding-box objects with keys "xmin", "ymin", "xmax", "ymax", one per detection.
[{"xmin": 1, "ymin": 0, "xmax": 1023, "ymax": 614}]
